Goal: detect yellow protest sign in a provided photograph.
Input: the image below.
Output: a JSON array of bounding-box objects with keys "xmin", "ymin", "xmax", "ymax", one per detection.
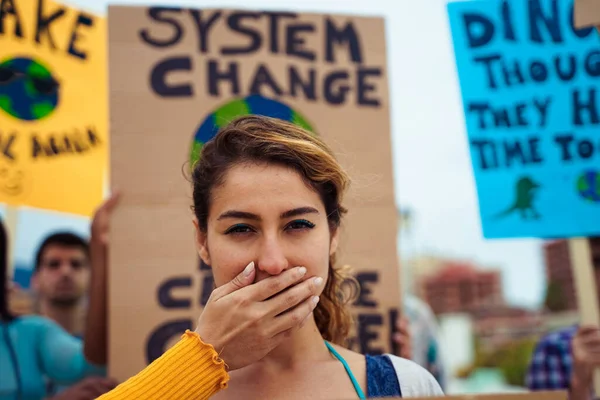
[{"xmin": 0, "ymin": 0, "xmax": 107, "ymax": 216}]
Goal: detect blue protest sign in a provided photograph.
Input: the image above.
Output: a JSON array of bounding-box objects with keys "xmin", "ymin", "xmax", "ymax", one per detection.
[{"xmin": 447, "ymin": 0, "xmax": 600, "ymax": 239}]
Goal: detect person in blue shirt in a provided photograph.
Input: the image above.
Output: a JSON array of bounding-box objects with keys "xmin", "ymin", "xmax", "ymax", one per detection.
[
  {"xmin": 0, "ymin": 213, "xmax": 112, "ymax": 400},
  {"xmin": 28, "ymin": 232, "xmax": 96, "ymax": 397}
]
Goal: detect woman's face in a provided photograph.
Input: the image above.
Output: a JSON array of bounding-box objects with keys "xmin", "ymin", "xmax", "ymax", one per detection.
[{"xmin": 194, "ymin": 162, "xmax": 338, "ymax": 289}]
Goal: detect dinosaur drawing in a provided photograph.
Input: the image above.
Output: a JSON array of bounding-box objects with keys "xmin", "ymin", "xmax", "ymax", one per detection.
[{"xmin": 493, "ymin": 176, "xmax": 541, "ymax": 220}]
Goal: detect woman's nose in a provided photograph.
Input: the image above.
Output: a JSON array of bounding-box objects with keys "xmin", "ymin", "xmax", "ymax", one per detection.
[{"xmin": 256, "ymin": 237, "xmax": 289, "ymax": 275}]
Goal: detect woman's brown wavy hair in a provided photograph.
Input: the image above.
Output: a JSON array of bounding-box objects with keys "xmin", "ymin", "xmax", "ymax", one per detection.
[{"xmin": 191, "ymin": 115, "xmax": 358, "ymax": 345}]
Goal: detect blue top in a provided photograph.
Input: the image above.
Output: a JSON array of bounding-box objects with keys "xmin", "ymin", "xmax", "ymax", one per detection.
[
  {"xmin": 365, "ymin": 354, "xmax": 402, "ymax": 398},
  {"xmin": 325, "ymin": 341, "xmax": 402, "ymax": 398},
  {"xmin": 0, "ymin": 315, "xmax": 106, "ymax": 400}
]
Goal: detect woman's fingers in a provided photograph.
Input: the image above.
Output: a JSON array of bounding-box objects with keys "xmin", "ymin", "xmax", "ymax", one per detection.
[
  {"xmin": 268, "ymin": 295, "xmax": 320, "ymax": 336},
  {"xmin": 262, "ymin": 275, "xmax": 323, "ymax": 317},
  {"xmin": 249, "ymin": 266, "xmax": 308, "ymax": 301},
  {"xmin": 211, "ymin": 261, "xmax": 257, "ymax": 300}
]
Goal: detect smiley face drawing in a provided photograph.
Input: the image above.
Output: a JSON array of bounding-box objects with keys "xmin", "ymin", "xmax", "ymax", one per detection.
[{"xmin": 0, "ymin": 159, "xmax": 30, "ymax": 199}]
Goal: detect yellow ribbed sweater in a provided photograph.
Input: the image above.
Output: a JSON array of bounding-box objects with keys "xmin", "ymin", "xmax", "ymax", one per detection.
[{"xmin": 98, "ymin": 330, "xmax": 229, "ymax": 399}]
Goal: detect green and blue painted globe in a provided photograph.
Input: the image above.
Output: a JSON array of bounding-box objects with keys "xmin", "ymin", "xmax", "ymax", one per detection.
[
  {"xmin": 190, "ymin": 95, "xmax": 313, "ymax": 165},
  {"xmin": 577, "ymin": 170, "xmax": 600, "ymax": 203},
  {"xmin": 0, "ymin": 57, "xmax": 59, "ymax": 121}
]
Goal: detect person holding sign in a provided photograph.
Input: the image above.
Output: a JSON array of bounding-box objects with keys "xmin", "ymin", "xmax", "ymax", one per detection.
[
  {"xmin": 526, "ymin": 238, "xmax": 600, "ymax": 400},
  {"xmin": 525, "ymin": 4, "xmax": 600, "ymax": 398},
  {"xmin": 99, "ymin": 116, "xmax": 443, "ymax": 399}
]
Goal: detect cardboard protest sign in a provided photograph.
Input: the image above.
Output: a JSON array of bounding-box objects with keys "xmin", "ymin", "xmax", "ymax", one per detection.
[
  {"xmin": 108, "ymin": 6, "xmax": 399, "ymax": 379},
  {"xmin": 447, "ymin": 0, "xmax": 600, "ymax": 239},
  {"xmin": 0, "ymin": 0, "xmax": 107, "ymax": 217},
  {"xmin": 574, "ymin": 0, "xmax": 600, "ymax": 29}
]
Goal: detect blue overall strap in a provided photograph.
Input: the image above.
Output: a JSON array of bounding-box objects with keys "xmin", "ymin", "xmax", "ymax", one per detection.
[
  {"xmin": 324, "ymin": 341, "xmax": 366, "ymax": 400},
  {"xmin": 366, "ymin": 354, "xmax": 402, "ymax": 398}
]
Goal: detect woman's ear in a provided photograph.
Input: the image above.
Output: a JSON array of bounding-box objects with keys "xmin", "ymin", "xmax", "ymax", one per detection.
[
  {"xmin": 330, "ymin": 227, "xmax": 340, "ymax": 256},
  {"xmin": 192, "ymin": 218, "xmax": 211, "ymax": 266}
]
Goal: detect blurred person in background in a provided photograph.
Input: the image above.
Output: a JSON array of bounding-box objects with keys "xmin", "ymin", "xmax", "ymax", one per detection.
[
  {"xmin": 31, "ymin": 233, "xmax": 90, "ymax": 338},
  {"xmin": 30, "ymin": 234, "xmax": 106, "ymax": 399},
  {"xmin": 526, "ymin": 15, "xmax": 600, "ymax": 400},
  {"xmin": 5, "ymin": 233, "xmax": 109, "ymax": 400},
  {"xmin": 394, "ymin": 295, "xmax": 447, "ymax": 391},
  {"xmin": 526, "ymin": 237, "xmax": 600, "ymax": 400},
  {"xmin": 0, "ymin": 215, "xmax": 115, "ymax": 400}
]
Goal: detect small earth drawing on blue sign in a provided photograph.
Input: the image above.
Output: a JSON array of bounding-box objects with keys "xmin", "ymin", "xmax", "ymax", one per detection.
[{"xmin": 577, "ymin": 170, "xmax": 600, "ymax": 203}]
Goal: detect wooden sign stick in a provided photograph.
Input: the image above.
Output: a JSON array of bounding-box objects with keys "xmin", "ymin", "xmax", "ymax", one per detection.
[
  {"xmin": 568, "ymin": 238, "xmax": 600, "ymax": 397},
  {"xmin": 4, "ymin": 206, "xmax": 19, "ymax": 278}
]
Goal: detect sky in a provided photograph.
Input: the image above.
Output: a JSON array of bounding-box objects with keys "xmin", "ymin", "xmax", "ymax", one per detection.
[
  {"xmin": 7, "ymin": 0, "xmax": 546, "ymax": 309},
  {"xmin": 0, "ymin": 206, "xmax": 90, "ymax": 267}
]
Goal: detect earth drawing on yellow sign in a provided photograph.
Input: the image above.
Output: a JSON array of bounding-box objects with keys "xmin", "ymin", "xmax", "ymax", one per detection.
[{"xmin": 0, "ymin": 57, "xmax": 60, "ymax": 121}]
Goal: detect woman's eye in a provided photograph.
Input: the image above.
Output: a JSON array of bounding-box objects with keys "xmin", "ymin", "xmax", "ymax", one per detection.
[
  {"xmin": 225, "ymin": 224, "xmax": 254, "ymax": 235},
  {"xmin": 286, "ymin": 219, "xmax": 316, "ymax": 231}
]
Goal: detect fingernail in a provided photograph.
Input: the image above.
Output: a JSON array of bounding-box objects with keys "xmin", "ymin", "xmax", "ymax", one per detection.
[
  {"xmin": 298, "ymin": 267, "xmax": 307, "ymax": 276},
  {"xmin": 313, "ymin": 277, "xmax": 323, "ymax": 287},
  {"xmin": 243, "ymin": 262, "xmax": 255, "ymax": 277},
  {"xmin": 312, "ymin": 296, "xmax": 320, "ymax": 306}
]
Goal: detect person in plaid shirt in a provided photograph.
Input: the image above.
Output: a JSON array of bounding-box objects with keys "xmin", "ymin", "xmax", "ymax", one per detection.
[
  {"xmin": 526, "ymin": 325, "xmax": 600, "ymax": 400},
  {"xmin": 530, "ymin": 13, "xmax": 600, "ymax": 399},
  {"xmin": 526, "ymin": 238, "xmax": 600, "ymax": 400}
]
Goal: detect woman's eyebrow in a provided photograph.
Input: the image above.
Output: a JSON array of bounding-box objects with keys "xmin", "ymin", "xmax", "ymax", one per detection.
[
  {"xmin": 217, "ymin": 207, "xmax": 319, "ymax": 221},
  {"xmin": 217, "ymin": 210, "xmax": 261, "ymax": 221},
  {"xmin": 280, "ymin": 207, "xmax": 319, "ymax": 219}
]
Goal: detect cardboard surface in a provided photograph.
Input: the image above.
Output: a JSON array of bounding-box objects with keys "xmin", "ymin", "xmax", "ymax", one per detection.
[
  {"xmin": 574, "ymin": 0, "xmax": 600, "ymax": 28},
  {"xmin": 108, "ymin": 6, "xmax": 399, "ymax": 380},
  {"xmin": 0, "ymin": 0, "xmax": 107, "ymax": 216}
]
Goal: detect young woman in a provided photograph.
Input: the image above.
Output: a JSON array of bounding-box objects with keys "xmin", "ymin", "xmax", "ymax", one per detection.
[
  {"xmin": 102, "ymin": 115, "xmax": 443, "ymax": 399},
  {"xmin": 0, "ymin": 194, "xmax": 317, "ymax": 399}
]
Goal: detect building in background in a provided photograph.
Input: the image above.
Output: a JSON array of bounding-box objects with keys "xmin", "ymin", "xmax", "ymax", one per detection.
[
  {"xmin": 409, "ymin": 256, "xmax": 462, "ymax": 299},
  {"xmin": 543, "ymin": 240, "xmax": 577, "ymax": 312},
  {"xmin": 543, "ymin": 237, "xmax": 600, "ymax": 313},
  {"xmin": 420, "ymin": 262, "xmax": 503, "ymax": 315},
  {"xmin": 471, "ymin": 305, "xmax": 544, "ymax": 351}
]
